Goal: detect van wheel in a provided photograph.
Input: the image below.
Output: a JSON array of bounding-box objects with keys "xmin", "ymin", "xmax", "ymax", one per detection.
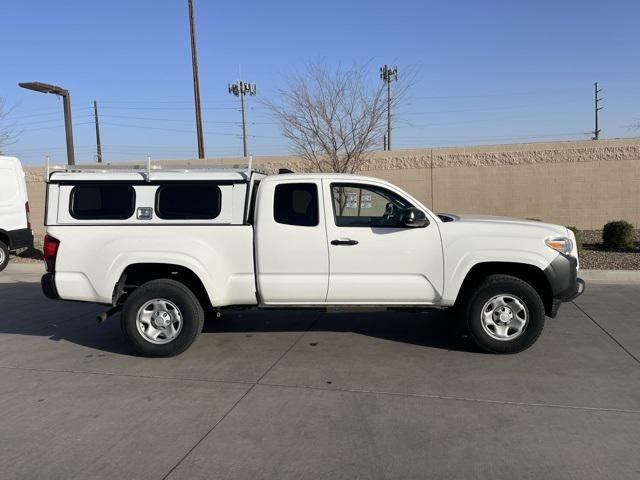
[
  {"xmin": 0, "ymin": 241, "xmax": 9, "ymax": 272},
  {"xmin": 465, "ymin": 274, "xmax": 545, "ymax": 354},
  {"xmin": 121, "ymin": 279, "xmax": 204, "ymax": 357}
]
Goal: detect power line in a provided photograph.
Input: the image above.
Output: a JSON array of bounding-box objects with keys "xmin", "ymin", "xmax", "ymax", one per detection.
[
  {"xmin": 12, "ymin": 115, "xmax": 93, "ymax": 127},
  {"xmin": 6, "ymin": 107, "xmax": 92, "ymax": 121},
  {"xmin": 98, "ymin": 114, "xmax": 272, "ymax": 125},
  {"xmin": 99, "ymin": 121, "xmax": 242, "ymax": 137},
  {"xmin": 98, "ymin": 105, "xmax": 240, "ymax": 111},
  {"xmin": 394, "ymin": 131, "xmax": 590, "ymax": 142},
  {"xmin": 400, "ymin": 99, "xmax": 585, "ymax": 116},
  {"xmin": 410, "ymin": 88, "xmax": 583, "ymax": 100},
  {"xmin": 13, "ymin": 121, "xmax": 94, "ymax": 132}
]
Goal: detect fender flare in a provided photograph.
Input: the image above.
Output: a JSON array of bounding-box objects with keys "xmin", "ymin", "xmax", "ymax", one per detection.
[{"xmin": 108, "ymin": 253, "xmax": 216, "ymax": 306}]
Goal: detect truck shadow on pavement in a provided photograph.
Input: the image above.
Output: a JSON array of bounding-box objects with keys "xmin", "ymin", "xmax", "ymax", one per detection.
[
  {"xmin": 203, "ymin": 308, "xmax": 477, "ymax": 352},
  {"xmin": 0, "ymin": 282, "xmax": 477, "ymax": 355}
]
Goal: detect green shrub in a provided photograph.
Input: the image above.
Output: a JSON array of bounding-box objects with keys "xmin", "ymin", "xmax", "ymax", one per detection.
[
  {"xmin": 602, "ymin": 220, "xmax": 635, "ymax": 249},
  {"xmin": 567, "ymin": 226, "xmax": 583, "ymax": 250}
]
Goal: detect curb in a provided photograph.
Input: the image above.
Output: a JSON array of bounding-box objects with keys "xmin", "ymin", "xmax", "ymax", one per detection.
[{"xmin": 580, "ymin": 269, "xmax": 640, "ymax": 284}]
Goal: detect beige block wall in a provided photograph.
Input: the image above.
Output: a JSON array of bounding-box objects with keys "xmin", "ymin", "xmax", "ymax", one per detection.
[{"xmin": 23, "ymin": 138, "xmax": 640, "ymax": 237}]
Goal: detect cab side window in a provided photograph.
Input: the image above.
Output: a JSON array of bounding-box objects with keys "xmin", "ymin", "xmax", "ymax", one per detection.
[
  {"xmin": 273, "ymin": 183, "xmax": 319, "ymax": 227},
  {"xmin": 331, "ymin": 183, "xmax": 412, "ymax": 227}
]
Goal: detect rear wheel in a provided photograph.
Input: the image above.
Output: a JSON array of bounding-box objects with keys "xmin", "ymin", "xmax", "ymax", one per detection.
[
  {"xmin": 0, "ymin": 241, "xmax": 9, "ymax": 272},
  {"xmin": 121, "ymin": 279, "xmax": 204, "ymax": 357},
  {"xmin": 465, "ymin": 274, "xmax": 545, "ymax": 354}
]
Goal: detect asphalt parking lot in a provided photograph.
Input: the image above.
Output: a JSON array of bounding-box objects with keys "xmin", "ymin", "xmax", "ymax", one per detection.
[{"xmin": 1, "ymin": 264, "xmax": 639, "ymax": 479}]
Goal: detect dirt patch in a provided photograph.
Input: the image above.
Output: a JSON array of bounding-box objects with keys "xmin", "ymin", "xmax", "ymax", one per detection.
[{"xmin": 579, "ymin": 230, "xmax": 640, "ymax": 270}]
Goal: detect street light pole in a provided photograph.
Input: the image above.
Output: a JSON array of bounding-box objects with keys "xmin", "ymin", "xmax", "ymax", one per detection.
[
  {"xmin": 19, "ymin": 81, "xmax": 75, "ymax": 165},
  {"xmin": 228, "ymin": 80, "xmax": 257, "ymax": 157},
  {"xmin": 61, "ymin": 91, "xmax": 75, "ymax": 165}
]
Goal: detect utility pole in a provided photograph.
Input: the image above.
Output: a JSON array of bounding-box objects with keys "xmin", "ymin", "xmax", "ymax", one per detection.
[
  {"xmin": 593, "ymin": 82, "xmax": 603, "ymax": 140},
  {"xmin": 93, "ymin": 100, "xmax": 102, "ymax": 163},
  {"xmin": 188, "ymin": 0, "xmax": 205, "ymax": 158},
  {"xmin": 228, "ymin": 80, "xmax": 257, "ymax": 157},
  {"xmin": 383, "ymin": 134, "xmax": 387, "ymax": 151},
  {"xmin": 380, "ymin": 65, "xmax": 398, "ymax": 150}
]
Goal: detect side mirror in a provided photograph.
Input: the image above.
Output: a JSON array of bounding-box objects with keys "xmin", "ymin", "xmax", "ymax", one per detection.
[{"xmin": 402, "ymin": 208, "xmax": 429, "ymax": 228}]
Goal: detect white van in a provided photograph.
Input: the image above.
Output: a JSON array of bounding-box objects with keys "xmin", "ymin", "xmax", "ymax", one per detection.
[{"xmin": 0, "ymin": 156, "xmax": 33, "ymax": 271}]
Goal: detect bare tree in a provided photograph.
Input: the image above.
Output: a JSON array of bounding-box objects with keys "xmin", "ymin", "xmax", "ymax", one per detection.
[
  {"xmin": 266, "ymin": 62, "xmax": 408, "ymax": 173},
  {"xmin": 0, "ymin": 98, "xmax": 17, "ymax": 155}
]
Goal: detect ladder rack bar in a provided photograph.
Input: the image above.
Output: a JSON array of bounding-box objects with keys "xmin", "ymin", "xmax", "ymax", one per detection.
[{"xmin": 45, "ymin": 160, "xmax": 268, "ymax": 179}]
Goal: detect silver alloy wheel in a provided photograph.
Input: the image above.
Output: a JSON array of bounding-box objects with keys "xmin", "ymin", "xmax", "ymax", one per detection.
[
  {"xmin": 480, "ymin": 294, "xmax": 528, "ymax": 341},
  {"xmin": 136, "ymin": 298, "xmax": 183, "ymax": 345},
  {"xmin": 0, "ymin": 248, "xmax": 5, "ymax": 265}
]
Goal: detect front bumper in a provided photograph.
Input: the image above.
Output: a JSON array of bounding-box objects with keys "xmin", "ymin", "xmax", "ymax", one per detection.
[
  {"xmin": 562, "ymin": 277, "xmax": 585, "ymax": 302},
  {"xmin": 544, "ymin": 253, "xmax": 585, "ymax": 317}
]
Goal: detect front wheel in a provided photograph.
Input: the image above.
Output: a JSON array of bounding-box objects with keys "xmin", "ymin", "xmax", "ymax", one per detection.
[
  {"xmin": 465, "ymin": 274, "xmax": 545, "ymax": 354},
  {"xmin": 121, "ymin": 279, "xmax": 204, "ymax": 357}
]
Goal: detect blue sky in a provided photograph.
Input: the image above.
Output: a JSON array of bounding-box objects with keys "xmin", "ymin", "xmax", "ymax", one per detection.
[{"xmin": 1, "ymin": 0, "xmax": 639, "ymax": 164}]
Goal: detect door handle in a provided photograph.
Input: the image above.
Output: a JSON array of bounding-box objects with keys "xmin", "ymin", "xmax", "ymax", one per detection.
[{"xmin": 331, "ymin": 239, "xmax": 359, "ymax": 246}]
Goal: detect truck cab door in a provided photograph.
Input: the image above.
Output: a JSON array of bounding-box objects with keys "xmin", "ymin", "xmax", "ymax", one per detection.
[
  {"xmin": 322, "ymin": 179, "xmax": 443, "ymax": 304},
  {"xmin": 255, "ymin": 179, "xmax": 329, "ymax": 304}
]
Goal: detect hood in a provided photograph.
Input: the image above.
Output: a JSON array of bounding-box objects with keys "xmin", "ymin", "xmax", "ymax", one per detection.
[{"xmin": 437, "ymin": 212, "xmax": 568, "ymax": 236}]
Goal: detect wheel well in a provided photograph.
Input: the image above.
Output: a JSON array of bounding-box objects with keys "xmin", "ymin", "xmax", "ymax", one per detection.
[
  {"xmin": 456, "ymin": 262, "xmax": 553, "ymax": 316},
  {"xmin": 0, "ymin": 231, "xmax": 9, "ymax": 248},
  {"xmin": 113, "ymin": 263, "xmax": 211, "ymax": 309}
]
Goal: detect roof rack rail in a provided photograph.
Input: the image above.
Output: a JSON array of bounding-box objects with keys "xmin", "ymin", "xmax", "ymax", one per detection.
[{"xmin": 45, "ymin": 155, "xmax": 268, "ymax": 182}]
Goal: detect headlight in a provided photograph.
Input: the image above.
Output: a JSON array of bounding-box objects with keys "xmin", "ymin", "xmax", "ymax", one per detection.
[{"xmin": 545, "ymin": 236, "xmax": 573, "ymax": 255}]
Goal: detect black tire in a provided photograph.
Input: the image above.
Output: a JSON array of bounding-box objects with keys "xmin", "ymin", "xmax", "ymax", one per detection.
[
  {"xmin": 0, "ymin": 241, "xmax": 9, "ymax": 272},
  {"xmin": 121, "ymin": 279, "xmax": 204, "ymax": 357},
  {"xmin": 464, "ymin": 274, "xmax": 545, "ymax": 354}
]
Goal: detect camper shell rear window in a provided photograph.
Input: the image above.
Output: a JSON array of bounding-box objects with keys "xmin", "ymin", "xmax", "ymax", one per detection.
[{"xmin": 69, "ymin": 184, "xmax": 136, "ymax": 220}]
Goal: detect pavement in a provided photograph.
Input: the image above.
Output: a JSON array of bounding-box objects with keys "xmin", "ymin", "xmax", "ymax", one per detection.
[{"xmin": 0, "ymin": 263, "xmax": 639, "ymax": 480}]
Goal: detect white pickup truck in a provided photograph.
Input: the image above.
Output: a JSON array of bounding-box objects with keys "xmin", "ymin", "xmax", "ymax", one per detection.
[{"xmin": 41, "ymin": 163, "xmax": 584, "ymax": 357}]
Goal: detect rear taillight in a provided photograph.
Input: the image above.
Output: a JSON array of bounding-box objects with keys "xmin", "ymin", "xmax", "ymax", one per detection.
[
  {"xmin": 43, "ymin": 234, "xmax": 60, "ymax": 272},
  {"xmin": 25, "ymin": 202, "xmax": 31, "ymax": 230}
]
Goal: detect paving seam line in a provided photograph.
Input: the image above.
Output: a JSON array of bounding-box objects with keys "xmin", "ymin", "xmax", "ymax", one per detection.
[
  {"xmin": 4, "ymin": 362, "xmax": 637, "ymax": 416},
  {"xmin": 0, "ymin": 310, "xmax": 320, "ymax": 389},
  {"xmin": 258, "ymin": 381, "xmax": 640, "ymax": 415},
  {"xmin": 160, "ymin": 311, "xmax": 321, "ymax": 480},
  {"xmin": 572, "ymin": 301, "xmax": 640, "ymax": 365},
  {"xmin": 0, "ymin": 364, "xmax": 254, "ymax": 387},
  {"xmin": 159, "ymin": 383, "xmax": 257, "ymax": 480}
]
